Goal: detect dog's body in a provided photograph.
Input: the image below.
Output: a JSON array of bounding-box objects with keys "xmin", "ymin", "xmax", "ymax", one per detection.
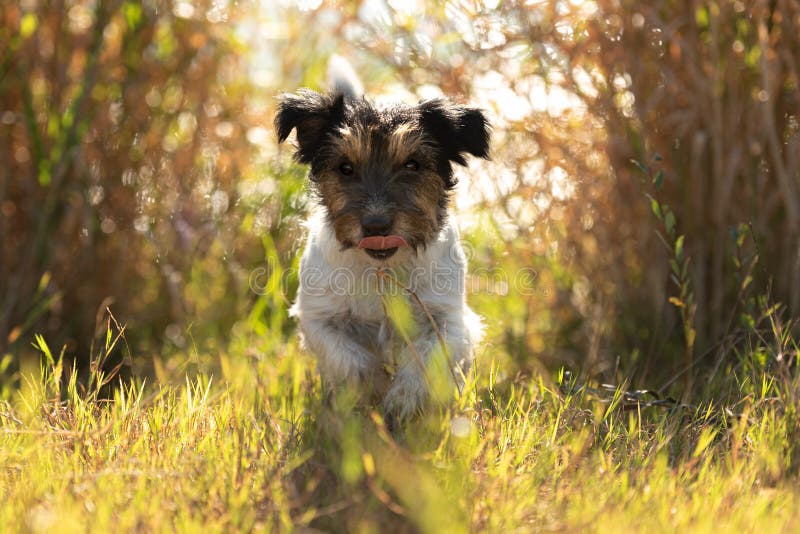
[
  {"xmin": 291, "ymin": 208, "xmax": 483, "ymax": 420},
  {"xmin": 275, "ymin": 73, "xmax": 490, "ymax": 422}
]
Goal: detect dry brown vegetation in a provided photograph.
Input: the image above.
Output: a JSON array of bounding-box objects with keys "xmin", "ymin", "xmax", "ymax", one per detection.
[{"xmin": 2, "ymin": 0, "xmax": 799, "ymax": 390}]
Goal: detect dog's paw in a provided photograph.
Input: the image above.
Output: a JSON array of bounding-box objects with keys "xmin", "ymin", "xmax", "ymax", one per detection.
[{"xmin": 383, "ymin": 367, "xmax": 429, "ymax": 422}]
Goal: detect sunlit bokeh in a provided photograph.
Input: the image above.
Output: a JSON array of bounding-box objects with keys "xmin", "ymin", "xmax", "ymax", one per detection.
[{"xmin": 2, "ymin": 0, "xmax": 799, "ymax": 379}]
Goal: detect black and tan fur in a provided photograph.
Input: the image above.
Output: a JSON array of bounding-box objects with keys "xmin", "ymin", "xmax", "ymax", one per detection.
[{"xmin": 275, "ymin": 90, "xmax": 491, "ymax": 252}]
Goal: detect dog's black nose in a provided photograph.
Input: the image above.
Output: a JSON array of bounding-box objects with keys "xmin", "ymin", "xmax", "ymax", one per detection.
[{"xmin": 361, "ymin": 214, "xmax": 392, "ymax": 236}]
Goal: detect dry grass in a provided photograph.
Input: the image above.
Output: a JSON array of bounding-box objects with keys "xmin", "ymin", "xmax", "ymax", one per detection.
[{"xmin": 1, "ymin": 310, "xmax": 799, "ymax": 533}]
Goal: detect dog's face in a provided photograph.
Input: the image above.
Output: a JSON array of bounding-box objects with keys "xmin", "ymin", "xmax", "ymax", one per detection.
[{"xmin": 275, "ymin": 90, "xmax": 490, "ymax": 261}]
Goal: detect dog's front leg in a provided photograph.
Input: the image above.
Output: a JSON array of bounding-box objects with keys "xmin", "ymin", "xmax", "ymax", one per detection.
[
  {"xmin": 383, "ymin": 308, "xmax": 479, "ymax": 422},
  {"xmin": 299, "ymin": 317, "xmax": 387, "ymax": 402}
]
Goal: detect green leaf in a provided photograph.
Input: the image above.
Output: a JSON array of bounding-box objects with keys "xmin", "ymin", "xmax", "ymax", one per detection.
[
  {"xmin": 631, "ymin": 159, "xmax": 649, "ymax": 177},
  {"xmin": 693, "ymin": 427, "xmax": 717, "ymax": 458},
  {"xmin": 742, "ymin": 274, "xmax": 752, "ymax": 290},
  {"xmin": 675, "ymin": 235, "xmax": 685, "ymax": 261},
  {"xmin": 686, "ymin": 327, "xmax": 696, "ymax": 348},
  {"xmin": 695, "ymin": 6, "xmax": 708, "ymax": 28},
  {"xmin": 37, "ymin": 272, "xmax": 51, "ymax": 292},
  {"xmin": 647, "ymin": 195, "xmax": 662, "ymax": 220},
  {"xmin": 664, "ymin": 210, "xmax": 676, "ymax": 236},
  {"xmin": 383, "ymin": 292, "xmax": 416, "ymax": 339},
  {"xmin": 34, "ymin": 334, "xmax": 54, "ymax": 365},
  {"xmin": 38, "ymin": 166, "xmax": 52, "ymax": 186},
  {"xmin": 745, "ymin": 45, "xmax": 761, "ymax": 68},
  {"xmin": 20, "ymin": 13, "xmax": 38, "ymax": 39},
  {"xmin": 124, "ymin": 2, "xmax": 143, "ymax": 29},
  {"xmin": 653, "ymin": 170, "xmax": 664, "ymax": 190}
]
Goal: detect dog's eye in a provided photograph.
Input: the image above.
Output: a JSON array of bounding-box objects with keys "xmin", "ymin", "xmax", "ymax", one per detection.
[
  {"xmin": 339, "ymin": 163, "xmax": 354, "ymax": 176},
  {"xmin": 403, "ymin": 160, "xmax": 419, "ymax": 171}
]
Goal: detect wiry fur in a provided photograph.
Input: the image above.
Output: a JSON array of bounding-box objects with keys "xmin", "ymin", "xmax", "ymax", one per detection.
[{"xmin": 275, "ymin": 86, "xmax": 490, "ymax": 422}]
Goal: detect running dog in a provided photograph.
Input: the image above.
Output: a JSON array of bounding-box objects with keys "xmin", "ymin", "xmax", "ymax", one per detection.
[{"xmin": 275, "ymin": 70, "xmax": 489, "ymax": 424}]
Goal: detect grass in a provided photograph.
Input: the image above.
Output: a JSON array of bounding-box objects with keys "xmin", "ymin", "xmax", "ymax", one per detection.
[{"xmin": 1, "ymin": 306, "xmax": 799, "ymax": 533}]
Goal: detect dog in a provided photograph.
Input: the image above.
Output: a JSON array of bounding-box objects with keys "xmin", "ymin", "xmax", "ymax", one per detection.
[{"xmin": 274, "ymin": 65, "xmax": 489, "ymax": 424}]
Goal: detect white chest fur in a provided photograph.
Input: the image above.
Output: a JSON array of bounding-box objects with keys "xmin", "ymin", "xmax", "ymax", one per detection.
[{"xmin": 289, "ymin": 211, "xmax": 482, "ymax": 420}]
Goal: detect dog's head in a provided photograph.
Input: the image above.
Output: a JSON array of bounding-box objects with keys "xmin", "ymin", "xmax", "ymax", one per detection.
[{"xmin": 275, "ymin": 89, "xmax": 490, "ymax": 261}]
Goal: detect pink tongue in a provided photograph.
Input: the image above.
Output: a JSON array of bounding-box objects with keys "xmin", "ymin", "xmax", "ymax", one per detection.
[{"xmin": 357, "ymin": 235, "xmax": 409, "ymax": 250}]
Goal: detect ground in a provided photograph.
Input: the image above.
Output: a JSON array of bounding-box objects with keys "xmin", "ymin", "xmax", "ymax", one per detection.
[{"xmin": 1, "ymin": 327, "xmax": 799, "ymax": 533}]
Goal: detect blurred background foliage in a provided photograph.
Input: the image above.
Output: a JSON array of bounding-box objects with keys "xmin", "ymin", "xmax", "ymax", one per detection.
[{"xmin": 1, "ymin": 0, "xmax": 799, "ymax": 391}]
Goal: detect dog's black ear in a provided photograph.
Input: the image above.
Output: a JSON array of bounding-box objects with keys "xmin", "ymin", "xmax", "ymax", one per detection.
[
  {"xmin": 275, "ymin": 89, "xmax": 346, "ymax": 164},
  {"xmin": 418, "ymin": 99, "xmax": 490, "ymax": 165}
]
